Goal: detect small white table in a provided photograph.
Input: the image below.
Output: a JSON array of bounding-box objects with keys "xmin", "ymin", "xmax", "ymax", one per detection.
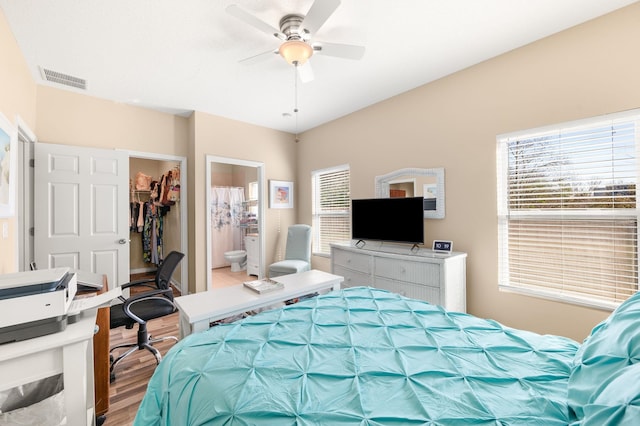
[
  {"xmin": 0, "ymin": 309, "xmax": 98, "ymax": 426},
  {"xmin": 175, "ymin": 270, "xmax": 343, "ymax": 337}
]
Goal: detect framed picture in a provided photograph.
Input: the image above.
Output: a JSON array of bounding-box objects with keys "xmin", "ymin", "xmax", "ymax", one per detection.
[
  {"xmin": 269, "ymin": 180, "xmax": 294, "ymax": 209},
  {"xmin": 0, "ymin": 113, "xmax": 17, "ymax": 217}
]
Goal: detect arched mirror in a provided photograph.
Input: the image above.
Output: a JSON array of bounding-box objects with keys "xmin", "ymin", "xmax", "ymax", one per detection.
[{"xmin": 375, "ymin": 168, "xmax": 445, "ymax": 219}]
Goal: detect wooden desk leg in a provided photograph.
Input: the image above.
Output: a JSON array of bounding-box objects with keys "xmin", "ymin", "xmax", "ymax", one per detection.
[
  {"xmin": 93, "ymin": 274, "xmax": 110, "ymax": 418},
  {"xmin": 93, "ymin": 305, "xmax": 110, "ymax": 416}
]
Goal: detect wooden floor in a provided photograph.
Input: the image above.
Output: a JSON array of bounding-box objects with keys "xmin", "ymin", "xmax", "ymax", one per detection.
[
  {"xmin": 102, "ymin": 267, "xmax": 253, "ymax": 425},
  {"xmin": 103, "ymin": 311, "xmax": 180, "ymax": 425}
]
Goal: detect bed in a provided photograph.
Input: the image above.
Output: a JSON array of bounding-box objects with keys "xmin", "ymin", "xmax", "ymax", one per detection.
[{"xmin": 134, "ymin": 286, "xmax": 640, "ymax": 425}]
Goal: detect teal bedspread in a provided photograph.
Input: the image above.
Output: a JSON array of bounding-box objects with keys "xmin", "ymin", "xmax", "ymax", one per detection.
[{"xmin": 135, "ymin": 287, "xmax": 580, "ymax": 425}]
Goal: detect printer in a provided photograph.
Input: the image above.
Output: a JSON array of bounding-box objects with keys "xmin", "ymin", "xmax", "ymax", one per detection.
[{"xmin": 0, "ymin": 268, "xmax": 77, "ymax": 344}]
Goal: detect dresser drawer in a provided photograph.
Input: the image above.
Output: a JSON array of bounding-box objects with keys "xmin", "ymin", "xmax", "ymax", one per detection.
[
  {"xmin": 333, "ymin": 265, "xmax": 372, "ymax": 288},
  {"xmin": 331, "ymin": 248, "xmax": 372, "ymax": 273},
  {"xmin": 374, "ymin": 257, "xmax": 440, "ymax": 286},
  {"xmin": 331, "ymin": 243, "xmax": 467, "ymax": 313},
  {"xmin": 374, "ymin": 277, "xmax": 441, "ymax": 304}
]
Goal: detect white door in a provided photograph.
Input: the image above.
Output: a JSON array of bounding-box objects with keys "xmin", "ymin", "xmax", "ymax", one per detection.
[{"xmin": 34, "ymin": 143, "xmax": 129, "ymax": 289}]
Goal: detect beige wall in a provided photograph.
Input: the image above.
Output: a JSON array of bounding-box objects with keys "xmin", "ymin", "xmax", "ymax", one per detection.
[
  {"xmin": 211, "ymin": 162, "xmax": 234, "ymax": 187},
  {"xmin": 189, "ymin": 112, "xmax": 297, "ymax": 293},
  {"xmin": 298, "ymin": 4, "xmax": 640, "ymax": 342},
  {"xmin": 0, "ymin": 9, "xmax": 35, "ymax": 128},
  {"xmin": 0, "ymin": 8, "xmax": 36, "ymax": 274},
  {"xmin": 35, "ymin": 86, "xmax": 189, "ymax": 156},
  {"xmin": 211, "ymin": 163, "xmax": 258, "ymax": 190}
]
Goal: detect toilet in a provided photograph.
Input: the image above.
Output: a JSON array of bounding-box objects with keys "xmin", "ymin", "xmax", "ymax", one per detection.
[{"xmin": 224, "ymin": 250, "xmax": 247, "ymax": 272}]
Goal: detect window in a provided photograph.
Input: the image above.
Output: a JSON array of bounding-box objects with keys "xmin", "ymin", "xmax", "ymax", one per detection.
[
  {"xmin": 497, "ymin": 110, "xmax": 639, "ymax": 309},
  {"xmin": 312, "ymin": 165, "xmax": 350, "ymax": 256}
]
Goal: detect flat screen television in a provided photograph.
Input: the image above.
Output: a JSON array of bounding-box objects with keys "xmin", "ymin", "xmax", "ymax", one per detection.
[{"xmin": 351, "ymin": 196, "xmax": 425, "ymax": 244}]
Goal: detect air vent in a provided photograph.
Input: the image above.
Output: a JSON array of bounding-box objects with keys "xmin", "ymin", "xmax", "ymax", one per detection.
[{"xmin": 39, "ymin": 67, "xmax": 87, "ymax": 90}]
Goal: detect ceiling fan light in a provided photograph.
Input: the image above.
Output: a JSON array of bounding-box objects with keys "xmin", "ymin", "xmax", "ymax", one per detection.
[{"xmin": 279, "ymin": 40, "xmax": 313, "ymax": 65}]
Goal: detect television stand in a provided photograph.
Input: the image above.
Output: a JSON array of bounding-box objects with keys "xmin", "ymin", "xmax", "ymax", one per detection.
[{"xmin": 330, "ymin": 242, "xmax": 467, "ymax": 312}]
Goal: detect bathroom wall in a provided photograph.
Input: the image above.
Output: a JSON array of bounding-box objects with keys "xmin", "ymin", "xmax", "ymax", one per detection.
[{"xmin": 210, "ymin": 163, "xmax": 257, "ymax": 191}]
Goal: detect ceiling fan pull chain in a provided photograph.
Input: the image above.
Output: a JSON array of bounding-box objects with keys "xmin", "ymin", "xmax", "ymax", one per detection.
[{"xmin": 294, "ymin": 64, "xmax": 299, "ymax": 140}]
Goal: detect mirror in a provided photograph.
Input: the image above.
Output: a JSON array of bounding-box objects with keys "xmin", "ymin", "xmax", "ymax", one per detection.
[{"xmin": 375, "ymin": 168, "xmax": 445, "ymax": 219}]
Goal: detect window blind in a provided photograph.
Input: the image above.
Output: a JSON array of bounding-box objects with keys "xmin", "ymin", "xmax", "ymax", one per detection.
[
  {"xmin": 312, "ymin": 165, "xmax": 350, "ymax": 255},
  {"xmin": 497, "ymin": 110, "xmax": 639, "ymax": 309}
]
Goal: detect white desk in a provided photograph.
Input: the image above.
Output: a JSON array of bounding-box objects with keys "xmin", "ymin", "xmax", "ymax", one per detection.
[
  {"xmin": 0, "ymin": 309, "xmax": 98, "ymax": 426},
  {"xmin": 175, "ymin": 270, "xmax": 343, "ymax": 337}
]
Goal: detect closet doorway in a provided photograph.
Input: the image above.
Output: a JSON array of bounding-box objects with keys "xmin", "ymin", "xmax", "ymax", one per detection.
[
  {"xmin": 18, "ymin": 140, "xmax": 188, "ymax": 293},
  {"xmin": 206, "ymin": 155, "xmax": 265, "ymax": 291},
  {"xmin": 129, "ymin": 151, "xmax": 188, "ymax": 295}
]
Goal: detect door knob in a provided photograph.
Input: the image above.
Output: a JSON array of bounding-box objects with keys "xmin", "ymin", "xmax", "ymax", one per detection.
[{"xmin": 118, "ymin": 239, "xmax": 128, "ymax": 244}]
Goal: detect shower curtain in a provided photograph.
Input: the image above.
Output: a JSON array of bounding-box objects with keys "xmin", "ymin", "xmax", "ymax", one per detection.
[{"xmin": 211, "ymin": 186, "xmax": 245, "ymax": 268}]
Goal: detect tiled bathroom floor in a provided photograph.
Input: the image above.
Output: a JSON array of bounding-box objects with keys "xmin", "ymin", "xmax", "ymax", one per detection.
[{"xmin": 211, "ymin": 266, "xmax": 256, "ymax": 288}]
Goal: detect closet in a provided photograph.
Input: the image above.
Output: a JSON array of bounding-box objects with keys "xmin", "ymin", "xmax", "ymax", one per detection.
[{"xmin": 129, "ymin": 158, "xmax": 182, "ymax": 274}]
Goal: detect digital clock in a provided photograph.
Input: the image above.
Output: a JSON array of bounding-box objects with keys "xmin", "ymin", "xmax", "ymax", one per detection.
[{"xmin": 432, "ymin": 240, "xmax": 453, "ymax": 253}]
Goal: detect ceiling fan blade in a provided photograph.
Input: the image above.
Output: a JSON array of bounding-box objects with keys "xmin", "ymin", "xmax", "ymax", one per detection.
[
  {"xmin": 238, "ymin": 48, "xmax": 278, "ymax": 65},
  {"xmin": 300, "ymin": 0, "xmax": 341, "ymax": 35},
  {"xmin": 313, "ymin": 42, "xmax": 365, "ymax": 60},
  {"xmin": 226, "ymin": 4, "xmax": 285, "ymax": 40},
  {"xmin": 297, "ymin": 62, "xmax": 314, "ymax": 83}
]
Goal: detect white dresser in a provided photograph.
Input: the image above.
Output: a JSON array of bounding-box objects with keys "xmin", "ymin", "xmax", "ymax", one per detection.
[
  {"xmin": 244, "ymin": 234, "xmax": 260, "ymax": 276},
  {"xmin": 330, "ymin": 242, "xmax": 467, "ymax": 312}
]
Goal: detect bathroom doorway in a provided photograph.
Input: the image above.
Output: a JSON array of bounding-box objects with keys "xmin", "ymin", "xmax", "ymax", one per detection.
[{"xmin": 206, "ymin": 155, "xmax": 265, "ymax": 291}]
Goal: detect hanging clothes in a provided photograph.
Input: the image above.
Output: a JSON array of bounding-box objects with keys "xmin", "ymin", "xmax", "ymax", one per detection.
[
  {"xmin": 168, "ymin": 167, "xmax": 181, "ymax": 203},
  {"xmin": 134, "ymin": 167, "xmax": 179, "ymax": 265},
  {"xmin": 142, "ymin": 201, "xmax": 165, "ymax": 265},
  {"xmin": 137, "ymin": 201, "xmax": 145, "ymax": 232},
  {"xmin": 129, "ymin": 201, "xmax": 145, "ymax": 233}
]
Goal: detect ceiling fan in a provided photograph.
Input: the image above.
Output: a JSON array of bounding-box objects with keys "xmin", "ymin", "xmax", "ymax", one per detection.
[{"xmin": 226, "ymin": 0, "xmax": 365, "ymax": 82}]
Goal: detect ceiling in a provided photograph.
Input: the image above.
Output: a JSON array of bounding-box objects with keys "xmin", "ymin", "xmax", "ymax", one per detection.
[{"xmin": 1, "ymin": 0, "xmax": 637, "ymax": 133}]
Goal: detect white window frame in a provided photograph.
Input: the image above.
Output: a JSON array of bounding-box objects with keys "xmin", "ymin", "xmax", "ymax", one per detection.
[
  {"xmin": 497, "ymin": 110, "xmax": 640, "ymax": 310},
  {"xmin": 311, "ymin": 164, "xmax": 350, "ymax": 257}
]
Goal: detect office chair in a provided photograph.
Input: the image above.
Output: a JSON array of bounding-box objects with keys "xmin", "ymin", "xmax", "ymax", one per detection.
[
  {"xmin": 268, "ymin": 224, "xmax": 312, "ymax": 278},
  {"xmin": 109, "ymin": 251, "xmax": 184, "ymax": 381}
]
